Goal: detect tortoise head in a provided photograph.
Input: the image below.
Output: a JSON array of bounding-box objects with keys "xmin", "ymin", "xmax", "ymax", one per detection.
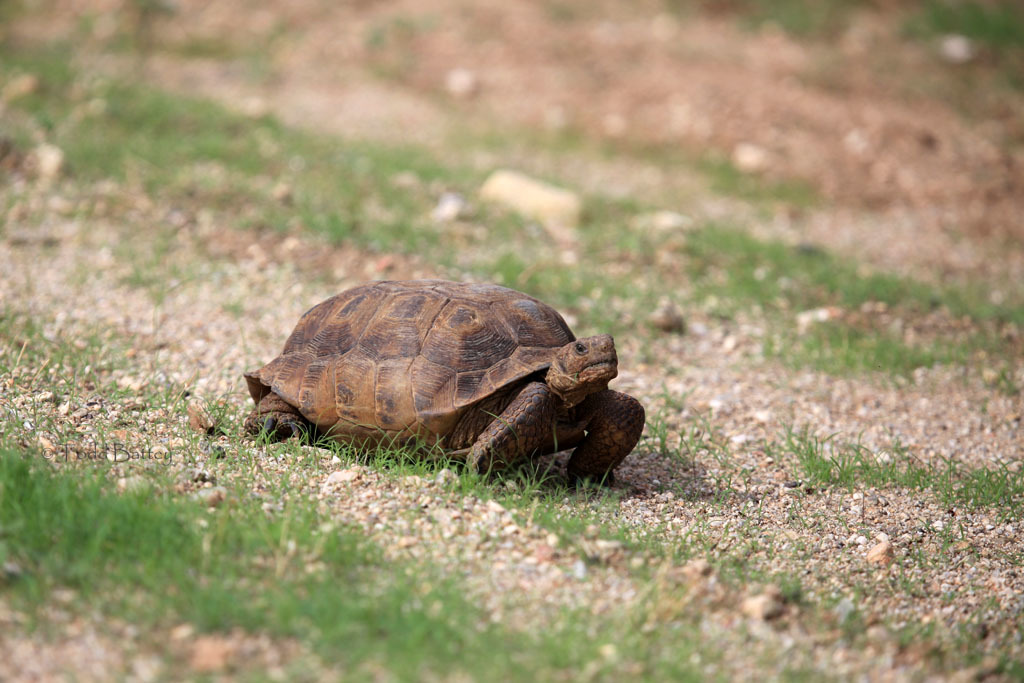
[{"xmin": 546, "ymin": 334, "xmax": 618, "ymax": 408}]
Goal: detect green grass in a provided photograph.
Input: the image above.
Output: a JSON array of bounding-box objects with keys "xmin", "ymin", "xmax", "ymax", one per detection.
[
  {"xmin": 766, "ymin": 322, "xmax": 968, "ymax": 376},
  {"xmin": 686, "ymin": 0, "xmax": 868, "ymax": 38},
  {"xmin": 683, "ymin": 225, "xmax": 1018, "ymax": 322},
  {"xmin": 706, "ymin": 0, "xmax": 1024, "ymax": 50},
  {"xmin": 1, "ymin": 46, "xmax": 462, "ymax": 256},
  {"xmin": 0, "ymin": 308, "xmax": 121, "ymax": 400},
  {"xmin": 0, "ymin": 449, "xmax": 713, "ymax": 680},
  {"xmin": 683, "ymin": 224, "xmax": 1021, "ymax": 375},
  {"xmin": 774, "ymin": 427, "xmax": 1024, "ymax": 520},
  {"xmin": 902, "ymin": 1, "xmax": 1024, "ymax": 91},
  {"xmin": 697, "ymin": 156, "xmax": 818, "ymax": 208},
  {"xmin": 908, "ymin": 0, "xmax": 1024, "ymax": 49}
]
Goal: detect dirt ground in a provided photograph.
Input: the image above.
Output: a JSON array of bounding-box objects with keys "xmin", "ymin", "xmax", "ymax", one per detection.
[{"xmin": 3, "ymin": 0, "xmax": 1024, "ymax": 680}]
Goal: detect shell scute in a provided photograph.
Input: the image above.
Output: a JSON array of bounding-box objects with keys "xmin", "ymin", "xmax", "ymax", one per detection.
[
  {"xmin": 422, "ymin": 300, "xmax": 518, "ymax": 371},
  {"xmin": 507, "ymin": 298, "xmax": 574, "ymax": 347},
  {"xmin": 374, "ymin": 358, "xmax": 416, "ymax": 431},
  {"xmin": 410, "ymin": 356, "xmax": 459, "ymax": 435},
  {"xmin": 331, "ymin": 348, "xmax": 376, "ymax": 428}
]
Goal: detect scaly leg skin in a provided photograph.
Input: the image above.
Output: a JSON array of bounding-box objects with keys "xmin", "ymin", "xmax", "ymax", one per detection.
[
  {"xmin": 243, "ymin": 392, "xmax": 310, "ymax": 442},
  {"xmin": 566, "ymin": 390, "xmax": 645, "ymax": 487},
  {"xmin": 467, "ymin": 382, "xmax": 556, "ymax": 474}
]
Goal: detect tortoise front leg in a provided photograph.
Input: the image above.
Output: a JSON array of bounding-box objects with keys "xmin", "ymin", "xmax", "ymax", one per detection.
[
  {"xmin": 468, "ymin": 382, "xmax": 555, "ymax": 473},
  {"xmin": 243, "ymin": 392, "xmax": 310, "ymax": 442},
  {"xmin": 565, "ymin": 390, "xmax": 645, "ymax": 485}
]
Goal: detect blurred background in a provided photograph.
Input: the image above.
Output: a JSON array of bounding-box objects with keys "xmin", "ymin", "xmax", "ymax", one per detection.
[
  {"xmin": 5, "ymin": 0, "xmax": 1022, "ymax": 246},
  {"xmin": 2, "ymin": 0, "xmax": 1022, "ymax": 362}
]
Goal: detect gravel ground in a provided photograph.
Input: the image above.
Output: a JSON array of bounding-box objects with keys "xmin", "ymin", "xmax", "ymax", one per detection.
[
  {"xmin": 2, "ymin": 171, "xmax": 1022, "ymax": 678},
  {"xmin": 3, "ymin": 2, "xmax": 1024, "ymax": 678}
]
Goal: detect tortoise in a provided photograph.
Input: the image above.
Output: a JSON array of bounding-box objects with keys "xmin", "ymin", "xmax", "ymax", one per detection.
[{"xmin": 243, "ymin": 280, "xmax": 645, "ymax": 483}]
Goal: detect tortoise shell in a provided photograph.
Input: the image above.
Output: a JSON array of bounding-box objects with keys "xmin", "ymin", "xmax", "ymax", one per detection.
[{"xmin": 244, "ymin": 280, "xmax": 576, "ymax": 444}]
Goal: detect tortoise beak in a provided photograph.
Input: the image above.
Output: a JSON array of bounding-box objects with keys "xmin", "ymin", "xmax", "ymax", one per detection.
[
  {"xmin": 579, "ymin": 334, "xmax": 617, "ymax": 383},
  {"xmin": 580, "ymin": 360, "xmax": 617, "ymax": 384}
]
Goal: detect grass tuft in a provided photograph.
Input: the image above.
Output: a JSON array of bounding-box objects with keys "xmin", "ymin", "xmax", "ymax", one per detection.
[
  {"xmin": 776, "ymin": 427, "xmax": 1024, "ymax": 519},
  {"xmin": 0, "ymin": 449, "xmax": 708, "ymax": 678},
  {"xmin": 909, "ymin": 0, "xmax": 1024, "ymax": 49}
]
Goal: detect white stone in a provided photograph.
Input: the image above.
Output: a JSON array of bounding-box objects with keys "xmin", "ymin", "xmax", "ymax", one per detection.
[
  {"xmin": 479, "ymin": 169, "xmax": 581, "ymax": 234},
  {"xmin": 631, "ymin": 210, "xmax": 693, "ymax": 233},
  {"xmin": 843, "ymin": 128, "xmax": 869, "ymax": 156},
  {"xmin": 324, "ymin": 468, "xmax": 361, "ymax": 488},
  {"xmin": 445, "ymin": 68, "xmax": 478, "ymax": 98},
  {"xmin": 434, "ymin": 468, "xmax": 458, "ymax": 485},
  {"xmin": 796, "ymin": 306, "xmax": 842, "ymax": 334},
  {"xmin": 939, "ymin": 34, "xmax": 975, "ymax": 64},
  {"xmin": 31, "ymin": 143, "xmax": 64, "ymax": 182},
  {"xmin": 732, "ymin": 143, "xmax": 769, "ymax": 173},
  {"xmin": 571, "ymin": 559, "xmax": 587, "ymax": 580},
  {"xmin": 431, "ymin": 192, "xmax": 467, "ymax": 222}
]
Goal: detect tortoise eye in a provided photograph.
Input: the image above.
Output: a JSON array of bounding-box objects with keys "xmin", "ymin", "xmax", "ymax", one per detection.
[{"xmin": 574, "ymin": 342, "xmax": 587, "ymax": 355}]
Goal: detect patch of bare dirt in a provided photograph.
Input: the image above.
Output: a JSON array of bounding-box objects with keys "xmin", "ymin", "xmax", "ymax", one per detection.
[{"xmin": 0, "ymin": 597, "xmax": 328, "ymax": 681}]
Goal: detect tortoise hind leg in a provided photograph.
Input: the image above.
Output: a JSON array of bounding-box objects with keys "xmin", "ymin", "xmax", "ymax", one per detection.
[
  {"xmin": 243, "ymin": 392, "xmax": 310, "ymax": 442},
  {"xmin": 565, "ymin": 390, "xmax": 645, "ymax": 486},
  {"xmin": 467, "ymin": 382, "xmax": 556, "ymax": 474}
]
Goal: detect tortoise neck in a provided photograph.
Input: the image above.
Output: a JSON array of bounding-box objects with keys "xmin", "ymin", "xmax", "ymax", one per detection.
[{"xmin": 545, "ymin": 367, "xmax": 593, "ymax": 409}]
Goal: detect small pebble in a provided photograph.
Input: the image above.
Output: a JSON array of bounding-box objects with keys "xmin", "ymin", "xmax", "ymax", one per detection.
[
  {"xmin": 195, "ymin": 486, "xmax": 228, "ymax": 508},
  {"xmin": 834, "ymin": 597, "xmax": 856, "ymax": 622},
  {"xmin": 431, "ymin": 192, "xmax": 467, "ymax": 222},
  {"xmin": 682, "ymin": 558, "xmax": 712, "ymax": 582},
  {"xmin": 271, "ymin": 182, "xmax": 293, "ymax": 205},
  {"xmin": 2, "ymin": 561, "xmax": 24, "ymax": 582},
  {"xmin": 187, "ymin": 398, "xmax": 216, "ymax": 435},
  {"xmin": 29, "ymin": 143, "xmax": 65, "ymax": 182},
  {"xmin": 939, "ymin": 34, "xmax": 974, "ymax": 64},
  {"xmin": 445, "ymin": 68, "xmax": 478, "ymax": 97},
  {"xmin": 434, "ymin": 468, "xmax": 458, "ymax": 486},
  {"xmin": 325, "ymin": 468, "xmax": 361, "ymax": 487},
  {"xmin": 732, "ymin": 142, "xmax": 769, "ymax": 173},
  {"xmin": 741, "ymin": 588, "xmax": 784, "ymax": 621},
  {"xmin": 866, "ymin": 539, "xmax": 895, "ymax": 565},
  {"xmin": 648, "ymin": 300, "xmax": 685, "ymax": 334}
]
